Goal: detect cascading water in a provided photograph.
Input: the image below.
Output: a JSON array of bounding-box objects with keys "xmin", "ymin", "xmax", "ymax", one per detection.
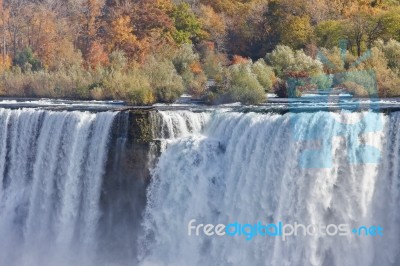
[
  {"xmin": 0, "ymin": 108, "xmax": 116, "ymax": 266},
  {"xmin": 2, "ymin": 106, "xmax": 399, "ymax": 266},
  {"xmin": 140, "ymin": 110, "xmax": 400, "ymax": 266},
  {"xmin": 151, "ymin": 110, "xmax": 210, "ymax": 139}
]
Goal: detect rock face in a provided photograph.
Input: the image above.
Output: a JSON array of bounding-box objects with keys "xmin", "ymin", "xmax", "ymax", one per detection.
[{"xmin": 99, "ymin": 109, "xmax": 157, "ymax": 263}]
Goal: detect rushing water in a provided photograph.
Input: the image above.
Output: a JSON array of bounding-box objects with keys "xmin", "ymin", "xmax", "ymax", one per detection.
[
  {"xmin": 0, "ymin": 108, "xmax": 116, "ymax": 266},
  {"xmin": 140, "ymin": 110, "xmax": 400, "ymax": 266},
  {"xmin": 1, "ymin": 106, "xmax": 400, "ymax": 266}
]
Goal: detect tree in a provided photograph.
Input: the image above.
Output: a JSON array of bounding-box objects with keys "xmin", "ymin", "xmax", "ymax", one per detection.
[
  {"xmin": 0, "ymin": 0, "xmax": 7, "ymax": 63},
  {"xmin": 280, "ymin": 15, "xmax": 314, "ymax": 49},
  {"xmin": 26, "ymin": 3, "xmax": 59, "ymax": 68},
  {"xmin": 346, "ymin": 14, "xmax": 367, "ymax": 56},
  {"xmin": 198, "ymin": 4, "xmax": 227, "ymax": 52},
  {"xmin": 13, "ymin": 47, "xmax": 42, "ymax": 72},
  {"xmin": 345, "ymin": 12, "xmax": 386, "ymax": 56},
  {"xmin": 78, "ymin": 0, "xmax": 104, "ymax": 58},
  {"xmin": 129, "ymin": 0, "xmax": 174, "ymax": 41},
  {"xmin": 170, "ymin": 3, "xmax": 202, "ymax": 44},
  {"xmin": 199, "ymin": 0, "xmax": 245, "ymax": 15},
  {"xmin": 315, "ymin": 20, "xmax": 345, "ymax": 48},
  {"xmin": 86, "ymin": 40, "xmax": 108, "ymax": 69},
  {"xmin": 225, "ymin": 1, "xmax": 270, "ymax": 59},
  {"xmin": 106, "ymin": 15, "xmax": 141, "ymax": 58},
  {"xmin": 380, "ymin": 7, "xmax": 400, "ymax": 42},
  {"xmin": 5, "ymin": 0, "xmax": 25, "ymax": 57}
]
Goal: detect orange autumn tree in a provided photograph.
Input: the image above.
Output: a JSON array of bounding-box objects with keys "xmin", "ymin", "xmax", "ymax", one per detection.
[
  {"xmin": 0, "ymin": 0, "xmax": 7, "ymax": 65},
  {"xmin": 27, "ymin": 4, "xmax": 59, "ymax": 68},
  {"xmin": 103, "ymin": 0, "xmax": 174, "ymax": 62},
  {"xmin": 0, "ymin": 54, "xmax": 11, "ymax": 73},
  {"xmin": 80, "ymin": 0, "xmax": 104, "ymax": 59},
  {"xmin": 198, "ymin": 5, "xmax": 227, "ymax": 52},
  {"xmin": 86, "ymin": 41, "xmax": 109, "ymax": 69},
  {"xmin": 106, "ymin": 15, "xmax": 143, "ymax": 60}
]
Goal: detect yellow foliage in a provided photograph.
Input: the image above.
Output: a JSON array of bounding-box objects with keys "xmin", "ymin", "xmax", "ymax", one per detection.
[
  {"xmin": 156, "ymin": 0, "xmax": 174, "ymax": 11},
  {"xmin": 28, "ymin": 6, "xmax": 59, "ymax": 68},
  {"xmin": 110, "ymin": 16, "xmax": 137, "ymax": 46},
  {"xmin": 199, "ymin": 5, "xmax": 227, "ymax": 42},
  {"xmin": 0, "ymin": 54, "xmax": 12, "ymax": 73},
  {"xmin": 106, "ymin": 15, "xmax": 149, "ymax": 61},
  {"xmin": 281, "ymin": 16, "xmax": 313, "ymax": 49}
]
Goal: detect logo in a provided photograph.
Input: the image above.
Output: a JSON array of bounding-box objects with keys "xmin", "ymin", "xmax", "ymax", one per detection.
[
  {"xmin": 287, "ymin": 40, "xmax": 382, "ymax": 168},
  {"xmin": 188, "ymin": 219, "xmax": 384, "ymax": 241}
]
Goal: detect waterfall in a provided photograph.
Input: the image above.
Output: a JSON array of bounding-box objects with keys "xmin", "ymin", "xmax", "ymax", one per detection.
[
  {"xmin": 140, "ymin": 110, "xmax": 400, "ymax": 266},
  {"xmin": 2, "ymin": 107, "xmax": 399, "ymax": 266},
  {"xmin": 0, "ymin": 108, "xmax": 116, "ymax": 266},
  {"xmin": 151, "ymin": 110, "xmax": 210, "ymax": 139}
]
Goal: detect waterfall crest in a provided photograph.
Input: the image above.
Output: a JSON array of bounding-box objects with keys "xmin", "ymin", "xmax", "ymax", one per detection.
[
  {"xmin": 140, "ymin": 110, "xmax": 400, "ymax": 266},
  {"xmin": 0, "ymin": 108, "xmax": 116, "ymax": 266}
]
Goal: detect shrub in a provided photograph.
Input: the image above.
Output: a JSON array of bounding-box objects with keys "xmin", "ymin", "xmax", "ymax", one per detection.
[
  {"xmin": 266, "ymin": 45, "xmax": 324, "ymax": 77},
  {"xmin": 318, "ymin": 47, "xmax": 345, "ymax": 73},
  {"xmin": 266, "ymin": 45, "xmax": 296, "ymax": 77},
  {"xmin": 0, "ymin": 65, "xmax": 99, "ymax": 99},
  {"xmin": 171, "ymin": 44, "xmax": 199, "ymax": 75},
  {"xmin": 200, "ymin": 42, "xmax": 228, "ymax": 81},
  {"xmin": 143, "ymin": 57, "xmax": 185, "ymax": 103},
  {"xmin": 252, "ymin": 59, "xmax": 276, "ymax": 92},
  {"xmin": 217, "ymin": 63, "xmax": 266, "ymax": 104},
  {"xmin": 231, "ymin": 55, "xmax": 249, "ymax": 65},
  {"xmin": 186, "ymin": 71, "xmax": 207, "ymax": 99},
  {"xmin": 341, "ymin": 81, "xmax": 370, "ymax": 97},
  {"xmin": 351, "ymin": 47, "xmax": 400, "ymax": 97},
  {"xmin": 374, "ymin": 39, "xmax": 400, "ymax": 71},
  {"xmin": 338, "ymin": 70, "xmax": 378, "ymax": 97},
  {"xmin": 101, "ymin": 69, "xmax": 154, "ymax": 105},
  {"xmin": 170, "ymin": 44, "xmax": 207, "ymax": 97},
  {"xmin": 292, "ymin": 50, "xmax": 324, "ymax": 75},
  {"xmin": 284, "ymin": 71, "xmax": 310, "ymax": 97},
  {"xmin": 310, "ymin": 73, "xmax": 333, "ymax": 90},
  {"xmin": 109, "ymin": 50, "xmax": 128, "ymax": 72}
]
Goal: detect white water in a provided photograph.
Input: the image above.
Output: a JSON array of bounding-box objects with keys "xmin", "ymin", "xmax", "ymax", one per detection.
[
  {"xmin": 140, "ymin": 110, "xmax": 400, "ymax": 266},
  {"xmin": 0, "ymin": 108, "xmax": 116, "ymax": 266},
  {"xmin": 152, "ymin": 110, "xmax": 210, "ymax": 139}
]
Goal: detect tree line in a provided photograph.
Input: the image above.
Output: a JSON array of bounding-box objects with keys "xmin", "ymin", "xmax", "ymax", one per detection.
[{"xmin": 0, "ymin": 0, "xmax": 399, "ymax": 104}]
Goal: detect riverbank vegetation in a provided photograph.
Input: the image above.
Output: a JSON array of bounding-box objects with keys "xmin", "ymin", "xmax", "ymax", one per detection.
[{"xmin": 0, "ymin": 0, "xmax": 399, "ymax": 105}]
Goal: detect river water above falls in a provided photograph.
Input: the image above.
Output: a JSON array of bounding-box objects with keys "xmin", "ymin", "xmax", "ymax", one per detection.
[{"xmin": 0, "ymin": 98, "xmax": 399, "ymax": 266}]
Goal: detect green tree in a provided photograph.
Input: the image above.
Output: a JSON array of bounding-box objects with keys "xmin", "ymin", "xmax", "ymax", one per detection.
[
  {"xmin": 381, "ymin": 7, "xmax": 400, "ymax": 42},
  {"xmin": 170, "ymin": 3, "xmax": 202, "ymax": 44},
  {"xmin": 315, "ymin": 20, "xmax": 345, "ymax": 48},
  {"xmin": 281, "ymin": 16, "xmax": 314, "ymax": 49},
  {"xmin": 13, "ymin": 47, "xmax": 42, "ymax": 72}
]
